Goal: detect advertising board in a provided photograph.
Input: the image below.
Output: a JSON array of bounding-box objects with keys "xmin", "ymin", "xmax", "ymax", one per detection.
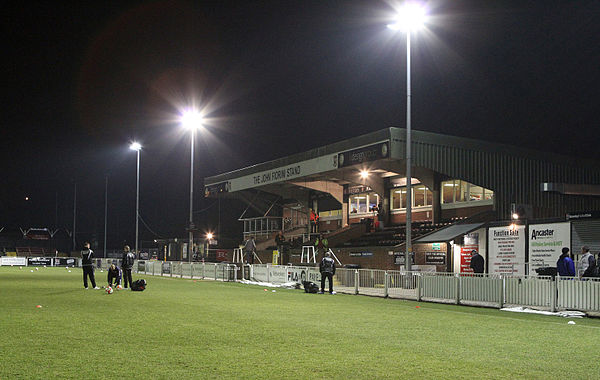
[{"xmin": 488, "ymin": 226, "xmax": 526, "ymax": 275}]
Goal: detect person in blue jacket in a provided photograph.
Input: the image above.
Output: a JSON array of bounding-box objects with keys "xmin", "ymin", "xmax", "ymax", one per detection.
[{"xmin": 556, "ymin": 247, "xmax": 575, "ymax": 277}]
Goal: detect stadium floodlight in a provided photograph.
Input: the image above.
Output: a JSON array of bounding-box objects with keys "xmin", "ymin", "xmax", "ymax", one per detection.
[
  {"xmin": 180, "ymin": 109, "xmax": 204, "ymax": 262},
  {"xmin": 180, "ymin": 110, "xmax": 204, "ymax": 131},
  {"xmin": 206, "ymin": 232, "xmax": 214, "ymax": 240},
  {"xmin": 387, "ymin": 1, "xmax": 428, "ymax": 272},
  {"xmin": 129, "ymin": 142, "xmax": 142, "ymax": 151},
  {"xmin": 360, "ymin": 170, "xmax": 369, "ymax": 179},
  {"xmin": 129, "ymin": 142, "xmax": 142, "ymax": 257},
  {"xmin": 512, "ymin": 213, "xmax": 519, "ymax": 220},
  {"xmin": 386, "ymin": 2, "xmax": 427, "ymax": 32}
]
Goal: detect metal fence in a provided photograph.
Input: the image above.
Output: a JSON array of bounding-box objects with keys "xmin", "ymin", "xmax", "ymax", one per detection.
[
  {"xmin": 111, "ymin": 259, "xmax": 238, "ymax": 282},
  {"xmin": 18, "ymin": 257, "xmax": 597, "ymax": 313},
  {"xmin": 333, "ymin": 268, "xmax": 600, "ymax": 313}
]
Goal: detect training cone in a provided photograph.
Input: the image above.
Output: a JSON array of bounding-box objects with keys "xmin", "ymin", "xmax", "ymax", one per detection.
[
  {"xmin": 36, "ymin": 305, "xmax": 42, "ymax": 308},
  {"xmin": 415, "ymin": 306, "xmax": 421, "ymax": 308}
]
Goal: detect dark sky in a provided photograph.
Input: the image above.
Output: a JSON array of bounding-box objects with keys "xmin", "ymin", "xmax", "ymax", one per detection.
[{"xmin": 3, "ymin": 0, "xmax": 600, "ymax": 248}]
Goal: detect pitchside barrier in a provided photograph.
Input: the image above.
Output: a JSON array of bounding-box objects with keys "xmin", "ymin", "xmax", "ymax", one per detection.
[{"xmin": 4, "ymin": 256, "xmax": 599, "ymax": 313}]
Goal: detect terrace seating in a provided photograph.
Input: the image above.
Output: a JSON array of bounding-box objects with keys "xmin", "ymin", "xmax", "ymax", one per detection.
[
  {"xmin": 337, "ymin": 221, "xmax": 440, "ymax": 247},
  {"xmin": 15, "ymin": 247, "xmax": 49, "ymax": 256}
]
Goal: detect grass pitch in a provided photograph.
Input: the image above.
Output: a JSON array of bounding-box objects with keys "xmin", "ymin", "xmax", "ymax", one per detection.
[{"xmin": 1, "ymin": 266, "xmax": 599, "ymax": 379}]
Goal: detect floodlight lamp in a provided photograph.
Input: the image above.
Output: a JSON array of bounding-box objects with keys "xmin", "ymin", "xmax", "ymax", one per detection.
[
  {"xmin": 387, "ymin": 2, "xmax": 427, "ymax": 32},
  {"xmin": 180, "ymin": 110, "xmax": 204, "ymax": 130},
  {"xmin": 130, "ymin": 142, "xmax": 142, "ymax": 151},
  {"xmin": 512, "ymin": 213, "xmax": 519, "ymax": 220},
  {"xmin": 206, "ymin": 233, "xmax": 214, "ymax": 240},
  {"xmin": 360, "ymin": 170, "xmax": 369, "ymax": 179}
]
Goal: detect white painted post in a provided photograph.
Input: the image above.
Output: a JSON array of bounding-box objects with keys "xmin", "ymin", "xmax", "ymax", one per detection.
[
  {"xmin": 551, "ymin": 277, "xmax": 557, "ymax": 312},
  {"xmin": 384, "ymin": 271, "xmax": 389, "ymax": 298},
  {"xmin": 455, "ymin": 273, "xmax": 460, "ymax": 305},
  {"xmin": 354, "ymin": 270, "xmax": 359, "ymax": 295},
  {"xmin": 498, "ymin": 275, "xmax": 504, "ymax": 309}
]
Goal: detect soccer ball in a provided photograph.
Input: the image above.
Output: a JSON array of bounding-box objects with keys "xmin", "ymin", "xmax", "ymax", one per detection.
[
  {"xmin": 105, "ymin": 286, "xmax": 114, "ymax": 294},
  {"xmin": 116, "ymin": 285, "xmax": 123, "ymax": 290}
]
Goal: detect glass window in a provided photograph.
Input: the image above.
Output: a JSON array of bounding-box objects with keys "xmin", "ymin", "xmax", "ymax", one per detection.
[
  {"xmin": 442, "ymin": 180, "xmax": 494, "ymax": 204},
  {"xmin": 349, "ymin": 195, "xmax": 367, "ymax": 213},
  {"xmin": 391, "ymin": 189, "xmax": 402, "ymax": 210},
  {"xmin": 469, "ymin": 185, "xmax": 483, "ymax": 201},
  {"xmin": 400, "ymin": 189, "xmax": 407, "ymax": 208},
  {"xmin": 426, "ymin": 187, "xmax": 433, "ymax": 205},
  {"xmin": 461, "ymin": 181, "xmax": 469, "ymax": 202},
  {"xmin": 369, "ymin": 194, "xmax": 379, "ymax": 212},
  {"xmin": 442, "ymin": 181, "xmax": 455, "ymax": 203},
  {"xmin": 414, "ymin": 185, "xmax": 426, "ymax": 207}
]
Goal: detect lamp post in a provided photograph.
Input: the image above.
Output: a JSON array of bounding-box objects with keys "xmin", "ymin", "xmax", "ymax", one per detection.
[
  {"xmin": 181, "ymin": 111, "xmax": 204, "ymax": 262},
  {"xmin": 130, "ymin": 142, "xmax": 142, "ymax": 257},
  {"xmin": 388, "ymin": 2, "xmax": 427, "ymax": 271}
]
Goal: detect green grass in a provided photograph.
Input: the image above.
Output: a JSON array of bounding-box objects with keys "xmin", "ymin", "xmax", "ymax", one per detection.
[{"xmin": 1, "ymin": 266, "xmax": 599, "ymax": 379}]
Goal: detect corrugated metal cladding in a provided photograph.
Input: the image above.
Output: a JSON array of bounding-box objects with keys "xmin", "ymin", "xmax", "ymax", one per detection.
[
  {"xmin": 390, "ymin": 128, "xmax": 600, "ymax": 219},
  {"xmin": 571, "ymin": 220, "xmax": 600, "ymax": 253}
]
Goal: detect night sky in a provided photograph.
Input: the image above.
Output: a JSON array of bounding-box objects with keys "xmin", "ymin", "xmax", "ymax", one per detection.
[{"xmin": 3, "ymin": 1, "xmax": 600, "ymax": 249}]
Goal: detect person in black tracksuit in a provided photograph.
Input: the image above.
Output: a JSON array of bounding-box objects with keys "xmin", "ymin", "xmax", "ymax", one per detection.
[
  {"xmin": 81, "ymin": 242, "xmax": 98, "ymax": 289},
  {"xmin": 107, "ymin": 263, "xmax": 122, "ymax": 287},
  {"xmin": 319, "ymin": 252, "xmax": 336, "ymax": 294},
  {"xmin": 121, "ymin": 245, "xmax": 135, "ymax": 289}
]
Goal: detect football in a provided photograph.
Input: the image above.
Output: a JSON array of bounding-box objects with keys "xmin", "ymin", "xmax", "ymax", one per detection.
[
  {"xmin": 105, "ymin": 286, "xmax": 114, "ymax": 294},
  {"xmin": 116, "ymin": 285, "xmax": 123, "ymax": 290}
]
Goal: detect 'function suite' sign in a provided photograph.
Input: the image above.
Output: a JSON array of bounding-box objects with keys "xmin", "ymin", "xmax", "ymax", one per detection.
[{"xmin": 488, "ymin": 225, "xmax": 526, "ymax": 275}]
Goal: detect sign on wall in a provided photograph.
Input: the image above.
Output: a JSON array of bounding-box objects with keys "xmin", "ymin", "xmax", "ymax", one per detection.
[
  {"xmin": 222, "ymin": 154, "xmax": 339, "ymax": 192},
  {"xmin": 27, "ymin": 257, "xmax": 53, "ymax": 266},
  {"xmin": 1, "ymin": 256, "xmax": 27, "ymax": 266},
  {"xmin": 528, "ymin": 222, "xmax": 570, "ymax": 275},
  {"xmin": 488, "ymin": 225, "xmax": 526, "ymax": 275},
  {"xmin": 460, "ymin": 232, "xmax": 480, "ymax": 273},
  {"xmin": 337, "ymin": 141, "xmax": 389, "ymax": 168}
]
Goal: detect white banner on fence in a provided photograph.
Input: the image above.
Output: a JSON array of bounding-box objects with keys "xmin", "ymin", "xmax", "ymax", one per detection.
[
  {"xmin": 252, "ymin": 265, "xmax": 269, "ymax": 282},
  {"xmin": 268, "ymin": 266, "xmax": 289, "ymax": 284},
  {"xmin": 251, "ymin": 265, "xmax": 321, "ymax": 284},
  {"xmin": 287, "ymin": 267, "xmax": 321, "ymax": 284},
  {"xmin": 528, "ymin": 222, "xmax": 570, "ymax": 275},
  {"xmin": 488, "ymin": 225, "xmax": 526, "ymax": 275},
  {"xmin": 1, "ymin": 256, "xmax": 27, "ymax": 266}
]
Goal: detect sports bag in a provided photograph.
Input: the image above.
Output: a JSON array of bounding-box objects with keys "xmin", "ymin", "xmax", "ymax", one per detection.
[
  {"xmin": 131, "ymin": 279, "xmax": 147, "ymax": 291},
  {"xmin": 302, "ymin": 280, "xmax": 319, "ymax": 294}
]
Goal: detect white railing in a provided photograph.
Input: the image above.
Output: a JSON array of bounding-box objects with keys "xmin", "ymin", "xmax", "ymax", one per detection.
[
  {"xmin": 5, "ymin": 256, "xmax": 598, "ymax": 313},
  {"xmin": 130, "ymin": 259, "xmax": 237, "ymax": 282},
  {"xmin": 332, "ymin": 267, "xmax": 600, "ymax": 313}
]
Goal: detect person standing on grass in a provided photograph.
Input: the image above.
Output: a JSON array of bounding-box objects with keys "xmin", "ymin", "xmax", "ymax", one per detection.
[
  {"xmin": 121, "ymin": 245, "xmax": 135, "ymax": 289},
  {"xmin": 469, "ymin": 250, "xmax": 485, "ymax": 274},
  {"xmin": 556, "ymin": 247, "xmax": 575, "ymax": 277},
  {"xmin": 579, "ymin": 246, "xmax": 597, "ymax": 278},
  {"xmin": 319, "ymin": 251, "xmax": 336, "ymax": 294},
  {"xmin": 81, "ymin": 242, "xmax": 99, "ymax": 289}
]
